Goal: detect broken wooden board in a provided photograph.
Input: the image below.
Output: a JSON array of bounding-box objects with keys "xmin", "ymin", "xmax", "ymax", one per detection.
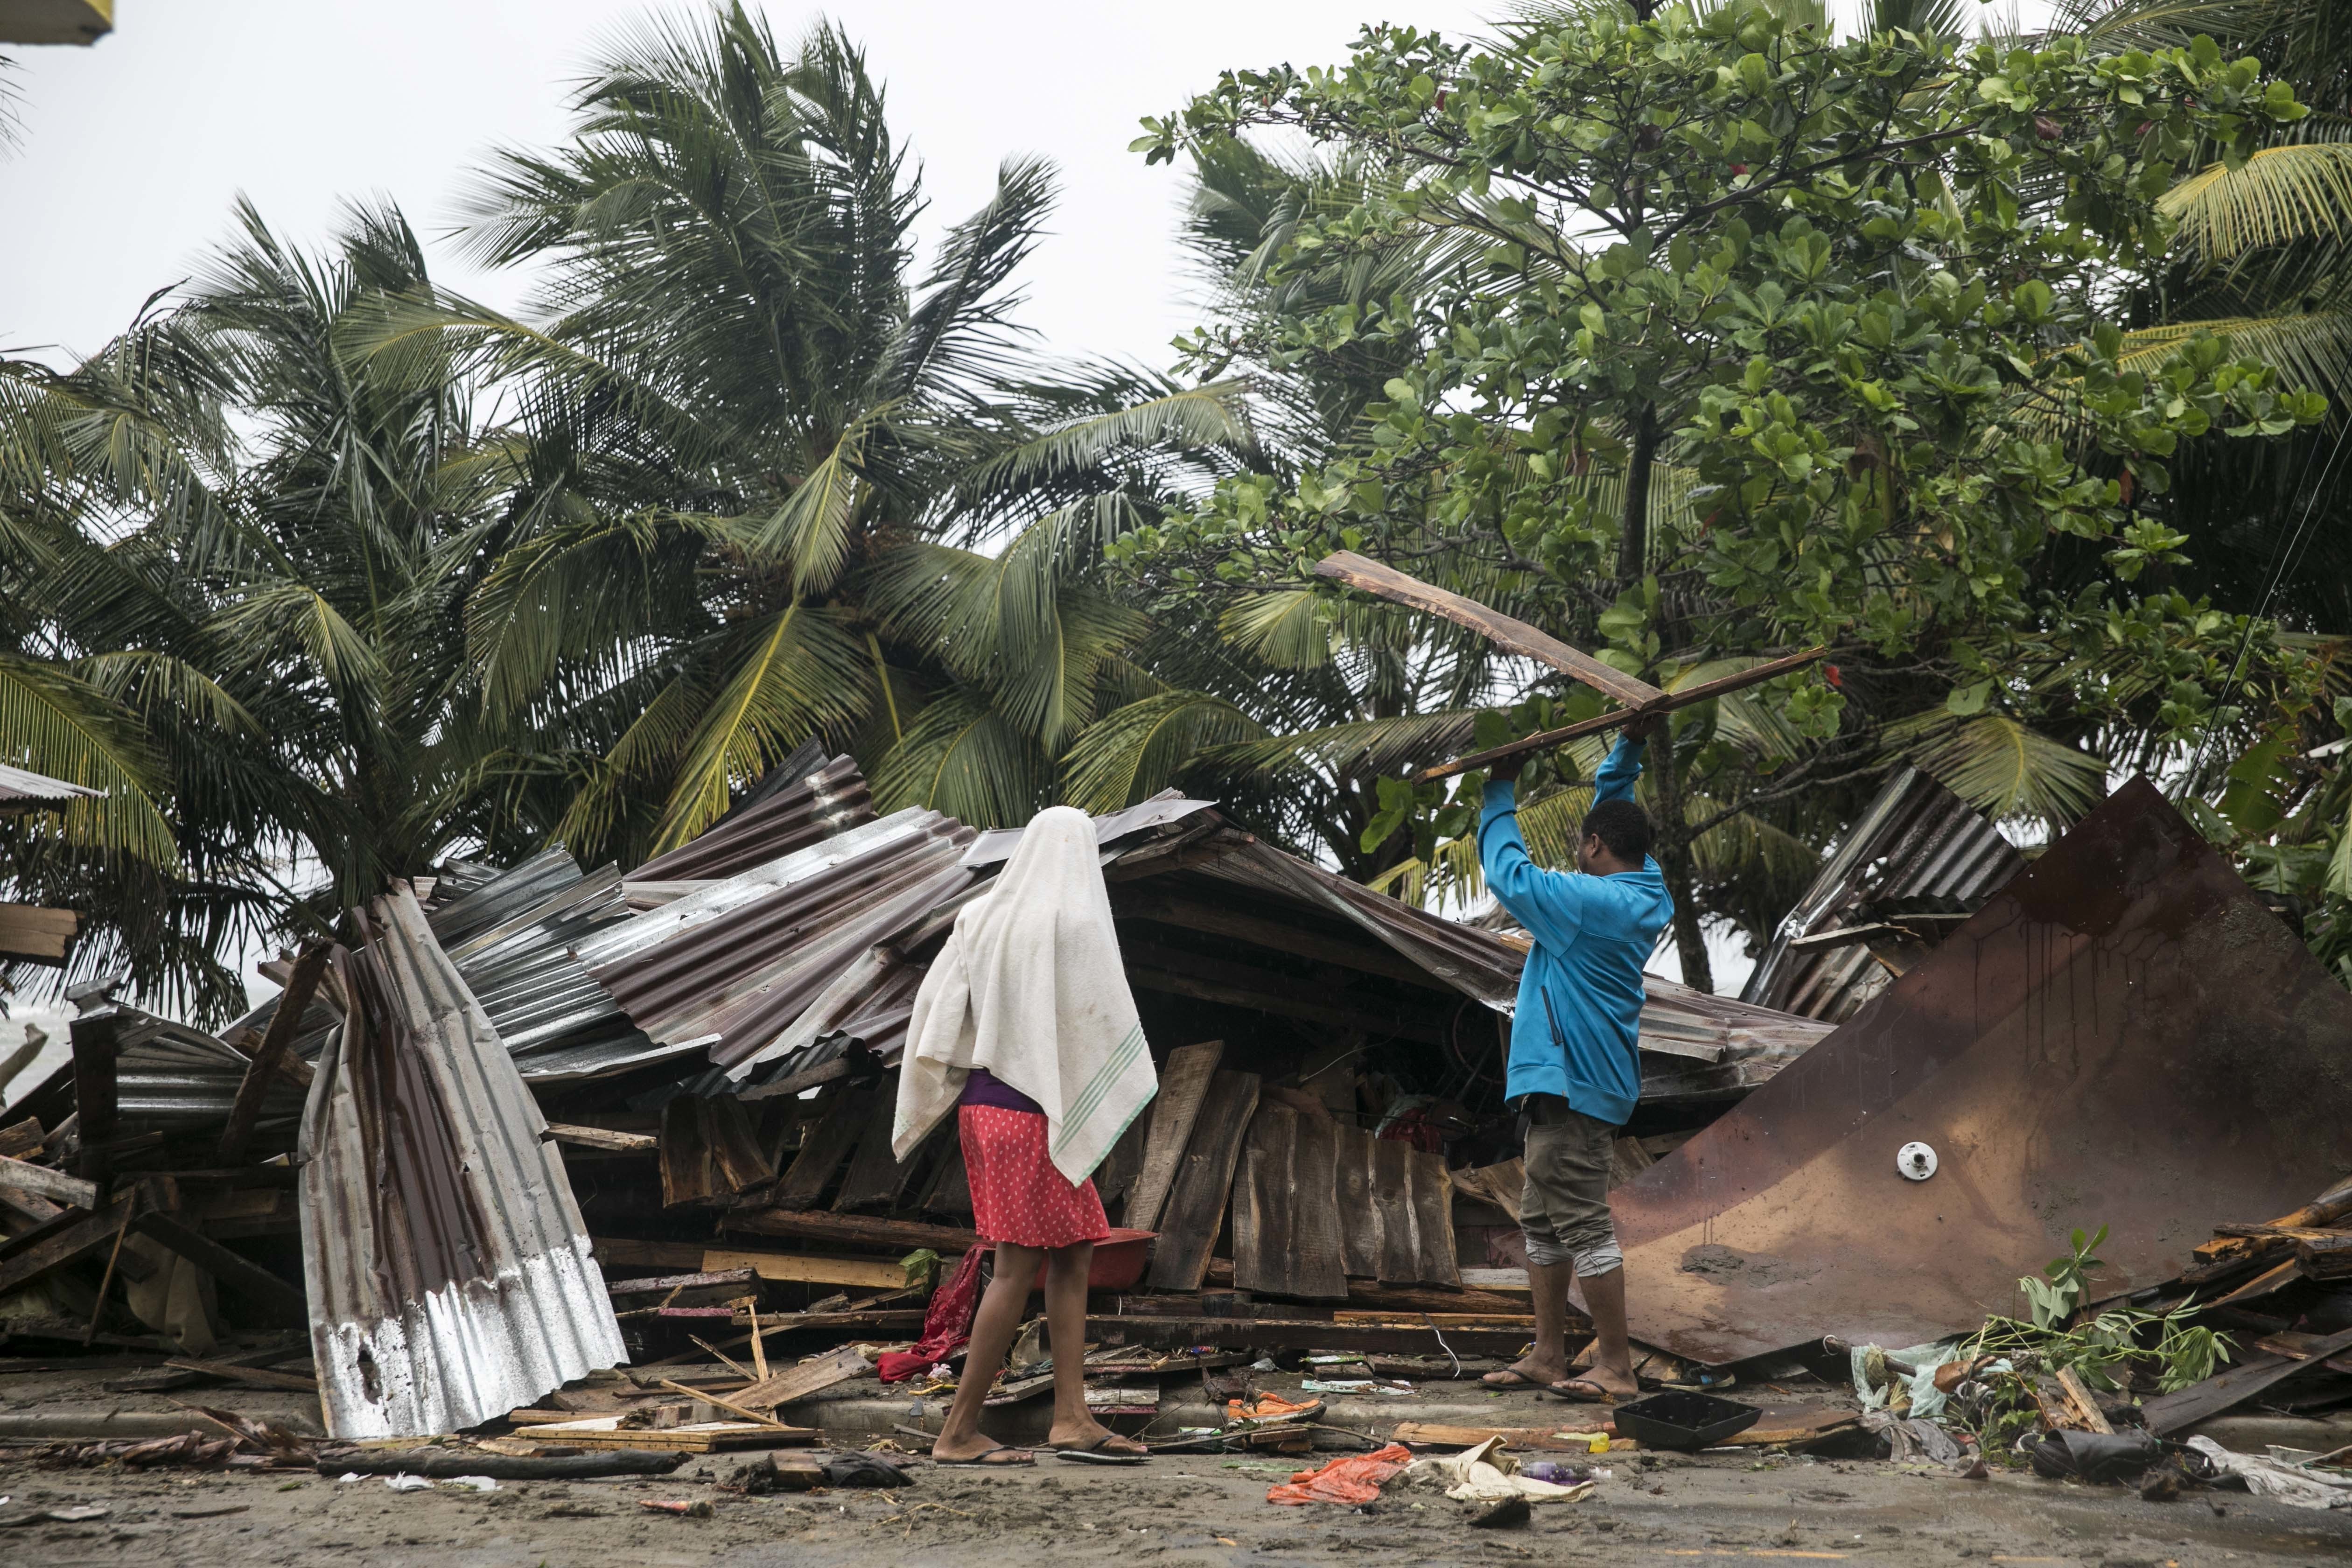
[
  {"xmin": 1126, "ymin": 1041, "xmax": 1222, "ymax": 1235},
  {"xmin": 1093, "ymin": 1099, "xmax": 1154, "ymax": 1217},
  {"xmin": 729, "ymin": 1344, "xmax": 870, "ymax": 1412},
  {"xmin": 547, "ymin": 1123, "xmax": 658, "ymax": 1154},
  {"xmin": 1310, "ymin": 552, "xmax": 1821, "ymax": 782},
  {"xmin": 1335, "ymin": 1124, "xmax": 1461, "ymax": 1288},
  {"xmin": 701, "ymin": 1248, "xmax": 921, "ymax": 1291},
  {"xmin": 1232, "ymin": 1103, "xmax": 1346, "ymax": 1301},
  {"xmin": 1145, "ymin": 1068, "xmax": 1259, "ymax": 1292},
  {"xmin": 832, "ymin": 1094, "xmax": 932, "ymax": 1214},
  {"xmin": 720, "ymin": 1209, "xmax": 980, "ymax": 1254},
  {"xmin": 523, "ymin": 1414, "xmax": 815, "ymax": 1452},
  {"xmin": 659, "ymin": 1095, "xmax": 714, "ymax": 1207},
  {"xmin": 1314, "ymin": 552, "xmax": 1664, "ymax": 709},
  {"xmin": 770, "ymin": 1083, "xmax": 874, "ymax": 1211},
  {"xmin": 0, "ymin": 903, "xmax": 76, "ymax": 965}
]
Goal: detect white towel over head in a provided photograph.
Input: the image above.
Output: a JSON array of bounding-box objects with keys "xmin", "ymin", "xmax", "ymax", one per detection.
[{"xmin": 891, "ymin": 805, "xmax": 1155, "ymax": 1185}]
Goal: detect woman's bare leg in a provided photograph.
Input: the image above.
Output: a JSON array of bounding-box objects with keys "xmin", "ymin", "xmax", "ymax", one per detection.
[
  {"xmin": 933, "ymin": 1242, "xmax": 1042, "ymax": 1461},
  {"xmin": 1042, "ymin": 1241, "xmax": 1144, "ymax": 1453}
]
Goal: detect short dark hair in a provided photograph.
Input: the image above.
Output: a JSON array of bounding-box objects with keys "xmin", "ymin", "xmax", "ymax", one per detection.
[{"xmin": 1583, "ymin": 799, "xmax": 1652, "ymax": 864}]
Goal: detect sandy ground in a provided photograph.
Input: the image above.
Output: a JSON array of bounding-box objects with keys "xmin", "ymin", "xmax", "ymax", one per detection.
[{"xmin": 1, "ymin": 1442, "xmax": 2348, "ymax": 1568}]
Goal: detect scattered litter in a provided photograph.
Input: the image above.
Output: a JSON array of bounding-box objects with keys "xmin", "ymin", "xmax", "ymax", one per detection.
[
  {"xmin": 1407, "ymin": 1437, "xmax": 1596, "ymax": 1505},
  {"xmin": 2186, "ymin": 1436, "xmax": 2352, "ymax": 1511},
  {"xmin": 1266, "ymin": 1444, "xmax": 1414, "ymax": 1505},
  {"xmin": 384, "ymin": 1475, "xmax": 433, "ymax": 1492},
  {"xmin": 641, "ymin": 1499, "xmax": 717, "ymax": 1518}
]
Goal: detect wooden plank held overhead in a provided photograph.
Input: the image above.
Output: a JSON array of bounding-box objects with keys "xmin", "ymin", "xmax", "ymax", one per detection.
[
  {"xmin": 1310, "ymin": 551, "xmax": 1823, "ymax": 782},
  {"xmin": 1145, "ymin": 1069, "xmax": 1260, "ymax": 1292},
  {"xmin": 1232, "ymin": 1105, "xmax": 1347, "ymax": 1301},
  {"xmin": 1313, "ymin": 552, "xmax": 1666, "ymax": 709}
]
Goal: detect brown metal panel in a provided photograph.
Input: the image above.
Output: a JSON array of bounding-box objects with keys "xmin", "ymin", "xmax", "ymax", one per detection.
[{"xmin": 1612, "ymin": 776, "xmax": 2352, "ymax": 1365}]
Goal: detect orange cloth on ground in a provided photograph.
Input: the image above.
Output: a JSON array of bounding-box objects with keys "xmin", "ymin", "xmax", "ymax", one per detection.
[{"xmin": 1266, "ymin": 1443, "xmax": 1414, "ymax": 1506}]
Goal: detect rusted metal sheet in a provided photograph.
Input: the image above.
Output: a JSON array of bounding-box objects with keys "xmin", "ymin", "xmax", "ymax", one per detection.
[
  {"xmin": 630, "ymin": 753, "xmax": 874, "ymax": 883},
  {"xmin": 1613, "ymin": 776, "xmax": 2352, "ymax": 1366},
  {"xmin": 1741, "ymin": 767, "xmax": 2023, "ymax": 1022},
  {"xmin": 299, "ymin": 887, "xmax": 625, "ymax": 1439}
]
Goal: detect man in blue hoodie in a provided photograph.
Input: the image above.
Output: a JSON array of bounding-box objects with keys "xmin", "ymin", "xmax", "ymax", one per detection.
[{"xmin": 1475, "ymin": 717, "xmax": 1673, "ymax": 1402}]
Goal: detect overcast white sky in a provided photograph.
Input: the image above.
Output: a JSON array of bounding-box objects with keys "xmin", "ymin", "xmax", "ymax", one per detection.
[
  {"xmin": 2, "ymin": 0, "xmax": 2050, "ymax": 372},
  {"xmin": 0, "ymin": 0, "xmax": 1512, "ymax": 371}
]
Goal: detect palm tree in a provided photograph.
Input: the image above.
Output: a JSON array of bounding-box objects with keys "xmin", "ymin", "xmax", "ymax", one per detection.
[
  {"xmin": 411, "ymin": 7, "xmax": 1252, "ymax": 857},
  {"xmin": 1, "ymin": 202, "xmax": 561, "ymax": 1019}
]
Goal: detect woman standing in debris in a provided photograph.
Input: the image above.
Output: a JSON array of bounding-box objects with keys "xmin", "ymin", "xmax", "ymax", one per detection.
[{"xmin": 892, "ymin": 805, "xmax": 1158, "ymax": 1465}]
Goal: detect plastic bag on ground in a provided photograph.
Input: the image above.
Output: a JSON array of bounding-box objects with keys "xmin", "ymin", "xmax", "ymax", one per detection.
[
  {"xmin": 1267, "ymin": 1443, "xmax": 1414, "ymax": 1505},
  {"xmin": 1405, "ymin": 1437, "xmax": 1597, "ymax": 1504},
  {"xmin": 2186, "ymin": 1436, "xmax": 2352, "ymax": 1510}
]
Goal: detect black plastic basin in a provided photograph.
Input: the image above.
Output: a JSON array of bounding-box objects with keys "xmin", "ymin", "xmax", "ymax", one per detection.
[{"xmin": 1610, "ymin": 1390, "xmax": 1763, "ymax": 1451}]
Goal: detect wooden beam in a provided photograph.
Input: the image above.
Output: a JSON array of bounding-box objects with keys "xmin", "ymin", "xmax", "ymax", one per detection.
[
  {"xmin": 0, "ymin": 904, "xmax": 77, "ymax": 965},
  {"xmin": 130, "ymin": 1210, "xmax": 308, "ymax": 1322},
  {"xmin": 218, "ymin": 943, "xmax": 330, "ymax": 1166},
  {"xmin": 700, "ymin": 1248, "xmax": 922, "ymax": 1290},
  {"xmin": 1412, "ymin": 644, "xmax": 1827, "ymax": 783},
  {"xmin": 0, "ymin": 1200, "xmax": 138, "ymax": 1298},
  {"xmin": 1089, "ymin": 1314, "xmax": 1551, "ymax": 1358},
  {"xmin": 1113, "ymin": 893, "xmax": 1443, "ymax": 987},
  {"xmin": 0, "ymin": 1155, "xmax": 97, "ymax": 1211},
  {"xmin": 548, "ymin": 1123, "xmax": 658, "ymax": 1154},
  {"xmin": 67, "ymin": 1007, "xmax": 119, "ymax": 1184},
  {"xmin": 718, "ymin": 1208, "xmax": 980, "ymax": 1254},
  {"xmin": 1314, "ymin": 551, "xmax": 1665, "ymax": 708},
  {"xmin": 1126, "ymin": 964, "xmax": 1448, "ymax": 1045},
  {"xmin": 1147, "ymin": 1069, "xmax": 1260, "ymax": 1292},
  {"xmin": 606, "ymin": 1268, "xmax": 760, "ymax": 1296}
]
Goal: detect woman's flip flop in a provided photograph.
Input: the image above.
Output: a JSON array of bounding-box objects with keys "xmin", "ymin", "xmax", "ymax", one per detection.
[{"xmin": 937, "ymin": 1443, "xmax": 1035, "ymax": 1466}]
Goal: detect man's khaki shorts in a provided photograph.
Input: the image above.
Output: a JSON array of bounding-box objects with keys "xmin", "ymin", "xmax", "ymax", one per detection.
[{"xmin": 1518, "ymin": 1095, "xmax": 1623, "ymax": 1278}]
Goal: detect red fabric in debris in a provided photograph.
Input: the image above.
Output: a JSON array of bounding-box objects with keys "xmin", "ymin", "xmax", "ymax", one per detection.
[
  {"xmin": 1267, "ymin": 1443, "xmax": 1415, "ymax": 1505},
  {"xmin": 877, "ymin": 1242, "xmax": 989, "ymax": 1383},
  {"xmin": 960, "ymin": 1104, "xmax": 1110, "ymax": 1249},
  {"xmin": 1378, "ymin": 1107, "xmax": 1446, "ymax": 1154}
]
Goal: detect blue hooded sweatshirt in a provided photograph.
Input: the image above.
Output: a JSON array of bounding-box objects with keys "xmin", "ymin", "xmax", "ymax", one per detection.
[{"xmin": 1478, "ymin": 734, "xmax": 1673, "ymax": 1127}]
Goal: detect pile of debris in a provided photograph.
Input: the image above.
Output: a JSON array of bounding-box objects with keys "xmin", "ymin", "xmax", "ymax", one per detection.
[
  {"xmin": 1, "ymin": 730, "xmax": 2347, "ymax": 1511},
  {"xmin": 0, "ymin": 738, "xmax": 1864, "ymax": 1448}
]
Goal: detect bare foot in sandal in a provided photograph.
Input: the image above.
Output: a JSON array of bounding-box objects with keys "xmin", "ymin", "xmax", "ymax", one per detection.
[
  {"xmin": 1482, "ymin": 1351, "xmax": 1568, "ymax": 1391},
  {"xmin": 935, "ymin": 1439, "xmax": 1034, "ymax": 1466},
  {"xmin": 1046, "ymin": 1415, "xmax": 1147, "ymax": 1456}
]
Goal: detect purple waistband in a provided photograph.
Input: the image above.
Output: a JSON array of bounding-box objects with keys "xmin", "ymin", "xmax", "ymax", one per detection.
[{"xmin": 960, "ymin": 1067, "xmax": 1043, "ymax": 1115}]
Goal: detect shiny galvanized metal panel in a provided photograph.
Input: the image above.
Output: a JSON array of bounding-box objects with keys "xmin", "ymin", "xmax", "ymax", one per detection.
[
  {"xmin": 0, "ymin": 761, "xmax": 102, "ymax": 810},
  {"xmin": 1740, "ymin": 767, "xmax": 2023, "ymax": 1022},
  {"xmin": 299, "ymin": 887, "xmax": 626, "ymax": 1439},
  {"xmin": 1613, "ymin": 777, "xmax": 2352, "ymax": 1365}
]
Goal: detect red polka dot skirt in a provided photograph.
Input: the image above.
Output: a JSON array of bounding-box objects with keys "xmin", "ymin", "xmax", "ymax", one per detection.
[{"xmin": 959, "ymin": 1104, "xmax": 1110, "ymax": 1249}]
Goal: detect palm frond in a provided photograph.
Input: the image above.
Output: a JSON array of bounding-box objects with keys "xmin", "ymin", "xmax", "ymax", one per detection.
[
  {"xmin": 2121, "ymin": 310, "xmax": 2352, "ymax": 403},
  {"xmin": 0, "ymin": 655, "xmax": 178, "ymax": 867},
  {"xmin": 646, "ymin": 605, "xmax": 874, "ymax": 852},
  {"xmin": 1057, "ymin": 689, "xmax": 1271, "ymax": 812},
  {"xmin": 1894, "ymin": 711, "xmax": 2109, "ymax": 826},
  {"xmin": 1220, "ymin": 590, "xmax": 1333, "ymax": 668},
  {"xmin": 2162, "ymin": 143, "xmax": 2352, "ymax": 261},
  {"xmin": 871, "ymin": 688, "xmax": 1050, "ymax": 827}
]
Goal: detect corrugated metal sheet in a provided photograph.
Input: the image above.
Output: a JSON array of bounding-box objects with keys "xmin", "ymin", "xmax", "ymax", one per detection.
[
  {"xmin": 961, "ymin": 793, "xmax": 1217, "ymax": 868},
  {"xmin": 630, "ymin": 753, "xmax": 875, "ymax": 883},
  {"xmin": 1739, "ymin": 766, "xmax": 2024, "ymax": 1022},
  {"xmin": 0, "ymin": 761, "xmax": 102, "ymax": 811},
  {"xmin": 299, "ymin": 886, "xmax": 625, "ymax": 1440},
  {"xmin": 584, "ymin": 808, "xmax": 975, "ymax": 1071}
]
